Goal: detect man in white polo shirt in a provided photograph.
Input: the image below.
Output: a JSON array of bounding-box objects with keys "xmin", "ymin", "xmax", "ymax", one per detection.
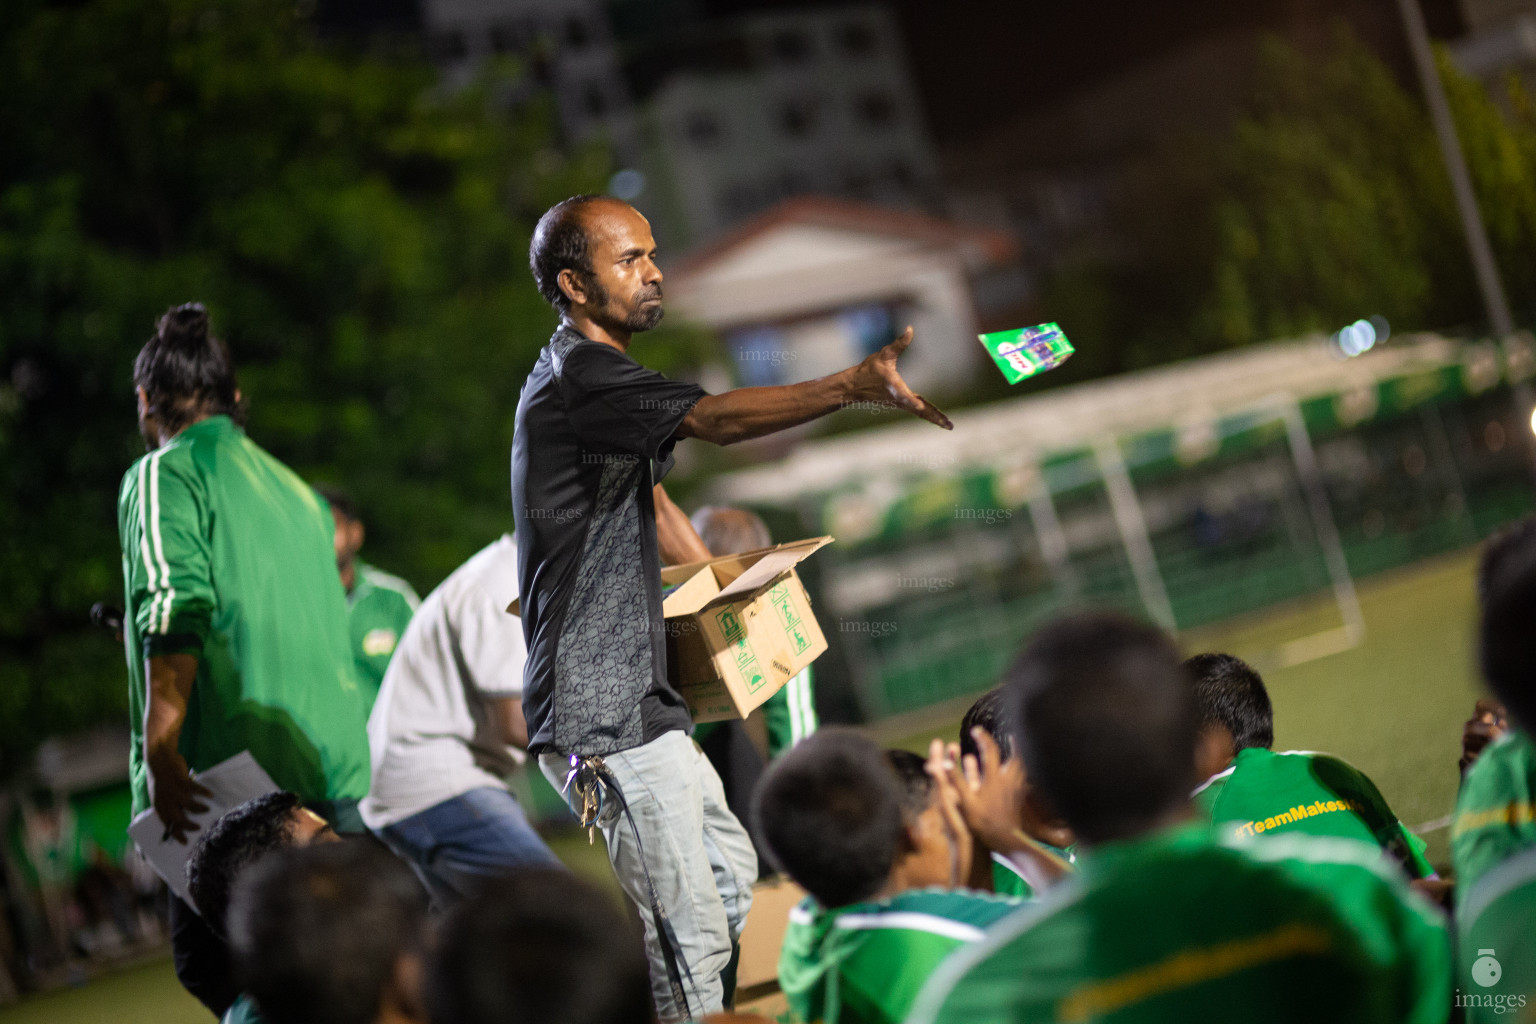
[{"xmin": 361, "ymin": 534, "xmax": 561, "ymax": 904}]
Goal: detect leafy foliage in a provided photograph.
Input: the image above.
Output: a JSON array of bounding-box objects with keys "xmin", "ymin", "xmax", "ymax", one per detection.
[
  {"xmin": 0, "ymin": 0, "xmax": 636, "ymax": 776},
  {"xmin": 1041, "ymin": 28, "xmax": 1536, "ymax": 371}
]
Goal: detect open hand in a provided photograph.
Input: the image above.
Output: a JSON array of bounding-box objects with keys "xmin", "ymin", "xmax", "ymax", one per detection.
[
  {"xmin": 147, "ymin": 746, "xmax": 212, "ymax": 844},
  {"xmin": 1461, "ymin": 699, "xmax": 1508, "ymax": 775},
  {"xmin": 924, "ymin": 741, "xmax": 976, "ymax": 886},
  {"xmin": 853, "ymin": 327, "xmax": 953, "ymax": 430}
]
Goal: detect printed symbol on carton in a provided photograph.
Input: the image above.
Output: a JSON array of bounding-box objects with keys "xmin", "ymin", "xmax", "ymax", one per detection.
[
  {"xmin": 791, "ymin": 624, "xmax": 810, "ymax": 654},
  {"xmin": 715, "ymin": 607, "xmax": 744, "ymax": 644},
  {"xmin": 732, "ymin": 638, "xmax": 764, "ymax": 693},
  {"xmin": 769, "ymin": 583, "xmax": 801, "ymax": 631}
]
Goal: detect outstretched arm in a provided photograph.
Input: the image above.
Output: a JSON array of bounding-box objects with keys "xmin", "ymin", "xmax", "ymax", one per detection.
[{"xmin": 677, "ymin": 327, "xmax": 952, "ymax": 446}]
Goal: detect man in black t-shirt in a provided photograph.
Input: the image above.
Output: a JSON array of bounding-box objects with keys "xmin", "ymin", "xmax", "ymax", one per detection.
[{"xmin": 514, "ymin": 194, "xmax": 950, "ymax": 1021}]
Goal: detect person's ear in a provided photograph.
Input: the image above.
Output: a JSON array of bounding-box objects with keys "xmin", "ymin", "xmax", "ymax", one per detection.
[
  {"xmin": 384, "ymin": 952, "xmax": 426, "ymax": 1024},
  {"xmin": 1021, "ymin": 788, "xmax": 1073, "ymax": 848},
  {"xmin": 1195, "ymin": 725, "xmax": 1235, "ymax": 782},
  {"xmin": 557, "ymin": 267, "xmax": 588, "ymax": 309},
  {"xmin": 353, "ymin": 519, "xmax": 367, "ymax": 550},
  {"xmin": 136, "ymin": 386, "xmax": 149, "ymax": 414},
  {"xmin": 897, "ymin": 815, "xmax": 921, "ymax": 857}
]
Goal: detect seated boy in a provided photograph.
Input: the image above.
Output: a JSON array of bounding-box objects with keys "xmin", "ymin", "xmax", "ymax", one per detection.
[
  {"xmin": 1188, "ymin": 652, "xmax": 1433, "ymax": 878},
  {"xmin": 910, "ymin": 614, "xmax": 1449, "ymax": 1024},
  {"xmin": 958, "ymin": 687, "xmax": 1075, "ymax": 898},
  {"xmin": 756, "ymin": 731, "xmax": 1019, "ymax": 1024},
  {"xmin": 1452, "ymin": 519, "xmax": 1536, "ymax": 903}
]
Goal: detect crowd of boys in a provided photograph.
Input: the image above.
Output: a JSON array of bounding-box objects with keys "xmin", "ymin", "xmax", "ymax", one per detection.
[{"xmin": 113, "ymin": 194, "xmax": 1535, "ymax": 1023}]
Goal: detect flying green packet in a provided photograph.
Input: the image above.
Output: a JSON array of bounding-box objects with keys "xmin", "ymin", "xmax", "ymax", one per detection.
[{"xmin": 979, "ymin": 323, "xmax": 1074, "ymax": 384}]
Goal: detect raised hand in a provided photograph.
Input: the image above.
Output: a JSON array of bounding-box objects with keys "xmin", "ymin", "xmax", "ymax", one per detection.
[{"xmin": 851, "ymin": 326, "xmax": 953, "ymax": 430}]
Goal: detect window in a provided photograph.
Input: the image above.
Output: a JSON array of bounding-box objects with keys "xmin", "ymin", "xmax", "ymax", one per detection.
[
  {"xmin": 488, "ymin": 20, "xmax": 524, "ymax": 54},
  {"xmin": 771, "ymin": 29, "xmax": 812, "ymax": 64},
  {"xmin": 584, "ymin": 82, "xmax": 608, "ymax": 118},
  {"xmin": 431, "ymin": 29, "xmax": 468, "ymax": 63},
  {"xmin": 837, "ymin": 21, "xmax": 878, "ymax": 57},
  {"xmin": 778, "ymin": 97, "xmax": 818, "ymax": 138},
  {"xmin": 718, "ymin": 183, "xmax": 761, "ymax": 221},
  {"xmin": 855, "ymin": 91, "xmax": 897, "ymax": 128},
  {"xmin": 685, "ymin": 111, "xmax": 722, "ymax": 147}
]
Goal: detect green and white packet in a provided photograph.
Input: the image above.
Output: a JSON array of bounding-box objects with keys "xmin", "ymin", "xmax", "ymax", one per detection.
[{"xmin": 979, "ymin": 323, "xmax": 1074, "ymax": 384}]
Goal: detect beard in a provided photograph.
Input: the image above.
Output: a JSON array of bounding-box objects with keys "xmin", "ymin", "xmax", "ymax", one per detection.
[
  {"xmin": 625, "ymin": 298, "xmax": 665, "ymax": 332},
  {"xmin": 588, "ymin": 277, "xmax": 665, "ymax": 332}
]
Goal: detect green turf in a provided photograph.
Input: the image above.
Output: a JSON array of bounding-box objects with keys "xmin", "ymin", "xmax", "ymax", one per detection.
[
  {"xmin": 887, "ymin": 548, "xmax": 1488, "ymax": 870},
  {"xmin": 0, "ymin": 959, "xmax": 209, "ymax": 1024},
  {"xmin": 1, "ymin": 549, "xmax": 1488, "ymax": 1021}
]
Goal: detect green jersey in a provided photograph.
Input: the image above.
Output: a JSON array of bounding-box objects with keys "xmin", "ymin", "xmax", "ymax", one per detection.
[
  {"xmin": 991, "ymin": 845, "xmax": 1076, "ymax": 900},
  {"xmin": 1196, "ymin": 747, "xmax": 1433, "ymax": 878},
  {"xmin": 1452, "ymin": 729, "xmax": 1536, "ymax": 906},
  {"xmin": 117, "ymin": 416, "xmax": 371, "ymax": 815},
  {"xmin": 1457, "ymin": 844, "xmax": 1536, "ymax": 1022},
  {"xmin": 910, "ymin": 824, "xmax": 1451, "ymax": 1024},
  {"xmin": 346, "ymin": 561, "xmax": 419, "ymax": 700},
  {"xmin": 694, "ymin": 665, "xmax": 817, "ymax": 758},
  {"xmin": 779, "ymin": 888, "xmax": 1020, "ymax": 1024},
  {"xmin": 763, "ymin": 666, "xmax": 818, "ymax": 758}
]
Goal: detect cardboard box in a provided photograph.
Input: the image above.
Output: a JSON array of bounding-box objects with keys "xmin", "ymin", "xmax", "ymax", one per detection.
[
  {"xmin": 508, "ymin": 536, "xmax": 833, "ymax": 724},
  {"xmin": 661, "ymin": 537, "xmax": 832, "ymax": 722}
]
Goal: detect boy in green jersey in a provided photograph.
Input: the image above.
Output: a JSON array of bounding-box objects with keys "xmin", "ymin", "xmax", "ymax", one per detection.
[
  {"xmin": 958, "ymin": 688, "xmax": 1076, "ymax": 898},
  {"xmin": 1452, "ymin": 520, "xmax": 1536, "ymax": 902},
  {"xmin": 1453, "ymin": 726, "xmax": 1536, "ymax": 899},
  {"xmin": 1456, "ymin": 844, "xmax": 1536, "ymax": 1022},
  {"xmin": 316, "ymin": 485, "xmax": 419, "ymax": 702},
  {"xmin": 911, "ymin": 614, "xmax": 1450, "ymax": 1024},
  {"xmin": 757, "ymin": 731, "xmax": 1018, "ymax": 1024},
  {"xmin": 1455, "ymin": 526, "xmax": 1536, "ymax": 1017},
  {"xmin": 1187, "ymin": 653, "xmax": 1434, "ymax": 878},
  {"xmin": 118, "ymin": 305, "xmax": 372, "ymax": 1014}
]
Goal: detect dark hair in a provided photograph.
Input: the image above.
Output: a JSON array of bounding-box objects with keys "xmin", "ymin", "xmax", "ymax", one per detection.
[
  {"xmin": 530, "ymin": 195, "xmax": 606, "ymax": 313},
  {"xmin": 691, "ymin": 506, "xmax": 773, "ymax": 557},
  {"xmin": 1184, "ymin": 653, "xmax": 1274, "ymax": 752},
  {"xmin": 1479, "ymin": 516, "xmax": 1536, "ymax": 604},
  {"xmin": 186, "ymin": 791, "xmax": 302, "ymax": 940},
  {"xmin": 960, "ymin": 687, "xmax": 1014, "ymax": 762},
  {"xmin": 754, "ymin": 729, "xmax": 904, "ymax": 908},
  {"xmin": 133, "ymin": 302, "xmax": 243, "ymax": 436},
  {"xmin": 314, "ymin": 484, "xmax": 360, "ymax": 524},
  {"xmin": 1481, "ymin": 547, "xmax": 1536, "ymax": 734},
  {"xmin": 1004, "ymin": 613, "xmax": 1196, "ymax": 845},
  {"xmin": 229, "ymin": 841, "xmax": 428, "ymax": 1024},
  {"xmin": 424, "ymin": 869, "xmax": 650, "ymax": 1024},
  {"xmin": 884, "ymin": 748, "xmax": 934, "ymax": 821}
]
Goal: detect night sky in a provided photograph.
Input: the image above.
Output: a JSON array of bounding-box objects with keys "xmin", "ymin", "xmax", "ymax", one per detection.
[{"xmin": 700, "ymin": 0, "xmax": 1469, "ymax": 145}]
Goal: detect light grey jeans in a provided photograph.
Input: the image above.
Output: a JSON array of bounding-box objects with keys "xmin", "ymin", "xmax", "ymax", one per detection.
[{"xmin": 539, "ymin": 729, "xmax": 757, "ymax": 1022}]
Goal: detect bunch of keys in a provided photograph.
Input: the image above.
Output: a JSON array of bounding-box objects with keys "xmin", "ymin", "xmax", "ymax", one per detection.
[{"xmin": 565, "ymin": 754, "xmax": 608, "ymax": 845}]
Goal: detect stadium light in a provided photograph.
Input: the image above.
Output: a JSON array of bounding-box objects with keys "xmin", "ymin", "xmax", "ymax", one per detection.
[
  {"xmin": 1330, "ymin": 316, "xmax": 1391, "ymax": 359},
  {"xmin": 1528, "ymin": 405, "xmax": 1536, "ymax": 438}
]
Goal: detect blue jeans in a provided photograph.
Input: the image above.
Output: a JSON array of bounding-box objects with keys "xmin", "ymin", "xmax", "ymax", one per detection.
[
  {"xmin": 375, "ymin": 786, "xmax": 562, "ymax": 907},
  {"xmin": 540, "ymin": 730, "xmax": 757, "ymax": 1023}
]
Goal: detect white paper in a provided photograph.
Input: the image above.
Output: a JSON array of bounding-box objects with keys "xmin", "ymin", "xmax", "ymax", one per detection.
[{"xmin": 127, "ymin": 751, "xmax": 280, "ymax": 906}]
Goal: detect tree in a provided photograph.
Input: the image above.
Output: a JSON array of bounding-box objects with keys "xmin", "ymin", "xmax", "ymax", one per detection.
[
  {"xmin": 1038, "ymin": 26, "xmax": 1536, "ymax": 371},
  {"xmin": 0, "ymin": 0, "xmax": 684, "ymax": 775}
]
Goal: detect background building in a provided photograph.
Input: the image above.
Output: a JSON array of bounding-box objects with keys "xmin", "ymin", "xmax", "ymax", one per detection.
[
  {"xmin": 418, "ymin": 0, "xmax": 641, "ymax": 157},
  {"xmin": 667, "ymin": 196, "xmax": 1013, "ymax": 408},
  {"xmin": 1449, "ymin": 0, "xmax": 1536, "ymax": 104},
  {"xmin": 633, "ymin": 5, "xmax": 941, "ymax": 251}
]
